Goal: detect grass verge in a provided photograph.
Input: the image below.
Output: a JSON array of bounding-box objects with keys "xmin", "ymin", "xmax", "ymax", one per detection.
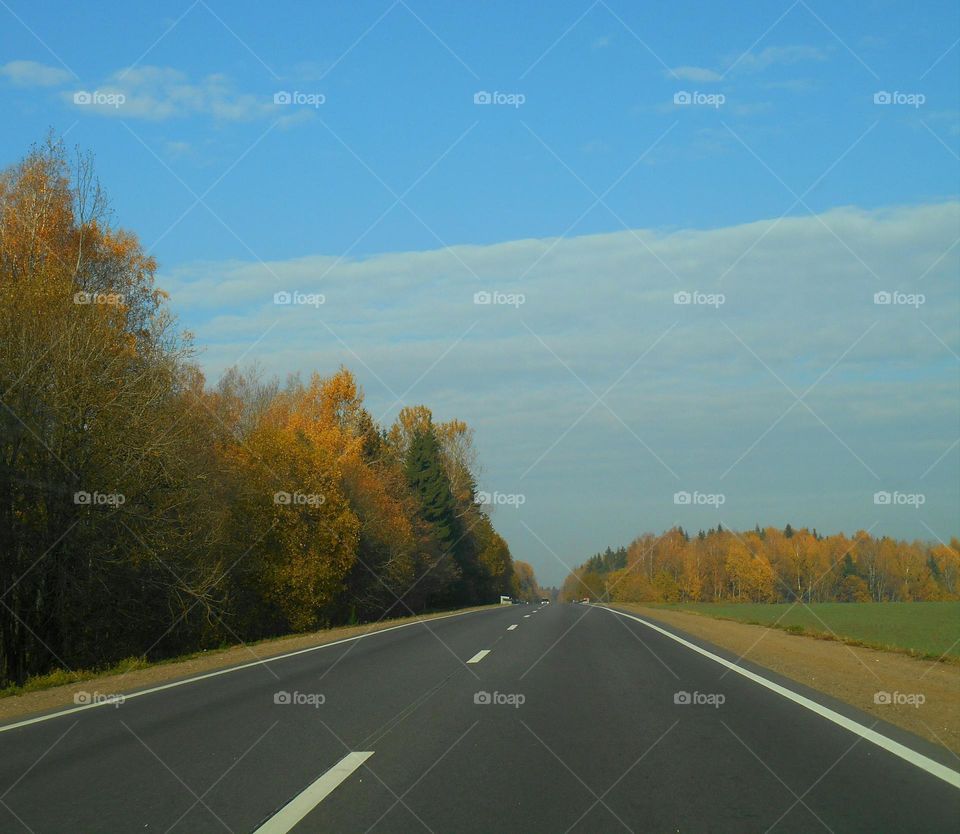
[
  {"xmin": 642, "ymin": 601, "xmax": 959, "ymax": 662},
  {"xmin": 611, "ymin": 602, "xmax": 960, "ymax": 755}
]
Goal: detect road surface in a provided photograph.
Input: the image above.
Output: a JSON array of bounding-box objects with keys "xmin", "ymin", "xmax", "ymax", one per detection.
[{"xmin": 0, "ymin": 602, "xmax": 957, "ymax": 832}]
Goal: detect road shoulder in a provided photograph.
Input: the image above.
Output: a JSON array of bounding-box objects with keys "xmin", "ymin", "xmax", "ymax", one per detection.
[
  {"xmin": 609, "ymin": 602, "xmax": 960, "ymax": 756},
  {"xmin": 0, "ymin": 605, "xmax": 495, "ymax": 726}
]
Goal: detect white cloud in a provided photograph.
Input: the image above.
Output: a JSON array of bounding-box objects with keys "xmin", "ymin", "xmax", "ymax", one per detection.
[
  {"xmin": 669, "ymin": 66, "xmax": 722, "ymax": 83},
  {"xmin": 733, "ymin": 44, "xmax": 828, "ymax": 73},
  {"xmin": 668, "ymin": 45, "xmax": 828, "ymax": 85},
  {"xmin": 764, "ymin": 79, "xmax": 817, "ymax": 93},
  {"xmin": 160, "ymin": 202, "xmax": 959, "ymax": 581},
  {"xmin": 0, "ymin": 60, "xmax": 72, "ymax": 87},
  {"xmin": 63, "ymin": 65, "xmax": 314, "ymax": 123}
]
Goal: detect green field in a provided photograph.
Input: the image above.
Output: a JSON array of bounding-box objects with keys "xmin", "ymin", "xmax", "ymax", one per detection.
[{"xmin": 647, "ymin": 601, "xmax": 960, "ymax": 660}]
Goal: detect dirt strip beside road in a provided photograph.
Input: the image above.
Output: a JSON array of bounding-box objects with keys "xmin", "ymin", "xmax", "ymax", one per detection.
[
  {"xmin": 0, "ymin": 605, "xmax": 496, "ymax": 725},
  {"xmin": 616, "ymin": 603, "xmax": 960, "ymax": 756}
]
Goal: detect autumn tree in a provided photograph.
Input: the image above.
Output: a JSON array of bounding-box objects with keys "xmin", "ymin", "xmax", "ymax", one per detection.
[
  {"xmin": 0, "ymin": 137, "xmax": 529, "ymax": 687},
  {"xmin": 0, "ymin": 137, "xmax": 223, "ymax": 682}
]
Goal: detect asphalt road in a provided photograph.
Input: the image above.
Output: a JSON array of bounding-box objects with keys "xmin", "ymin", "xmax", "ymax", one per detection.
[{"xmin": 1, "ymin": 602, "xmax": 958, "ymax": 833}]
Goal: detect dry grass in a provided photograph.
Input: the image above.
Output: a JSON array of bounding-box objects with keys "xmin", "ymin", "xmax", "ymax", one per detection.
[
  {"xmin": 0, "ymin": 605, "xmax": 495, "ymax": 724},
  {"xmin": 615, "ymin": 603, "xmax": 960, "ymax": 756}
]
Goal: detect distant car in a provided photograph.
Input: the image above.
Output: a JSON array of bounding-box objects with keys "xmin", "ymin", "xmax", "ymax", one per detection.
[
  {"xmin": 540, "ymin": 598, "xmax": 549, "ymax": 604},
  {"xmin": 581, "ymin": 598, "xmax": 590, "ymax": 604}
]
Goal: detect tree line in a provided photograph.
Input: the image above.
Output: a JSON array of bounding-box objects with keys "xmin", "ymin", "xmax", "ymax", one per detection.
[
  {"xmin": 561, "ymin": 525, "xmax": 959, "ymax": 604},
  {"xmin": 0, "ymin": 137, "xmax": 537, "ymax": 687}
]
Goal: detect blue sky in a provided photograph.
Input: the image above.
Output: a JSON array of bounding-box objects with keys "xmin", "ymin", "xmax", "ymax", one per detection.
[{"xmin": 2, "ymin": 1, "xmax": 958, "ymax": 585}]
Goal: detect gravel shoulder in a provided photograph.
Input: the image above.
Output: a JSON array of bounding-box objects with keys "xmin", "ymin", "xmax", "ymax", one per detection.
[
  {"xmin": 614, "ymin": 603, "xmax": 960, "ymax": 756},
  {"xmin": 0, "ymin": 605, "xmax": 495, "ymax": 725}
]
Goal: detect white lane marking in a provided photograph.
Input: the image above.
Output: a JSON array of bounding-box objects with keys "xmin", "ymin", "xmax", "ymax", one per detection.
[
  {"xmin": 467, "ymin": 650, "xmax": 490, "ymax": 664},
  {"xmin": 0, "ymin": 608, "xmax": 494, "ymax": 734},
  {"xmin": 523, "ymin": 614, "xmax": 531, "ymax": 618},
  {"xmin": 253, "ymin": 751, "xmax": 373, "ymax": 833},
  {"xmin": 600, "ymin": 606, "xmax": 960, "ymax": 790},
  {"xmin": 507, "ymin": 625, "xmax": 518, "ymax": 631}
]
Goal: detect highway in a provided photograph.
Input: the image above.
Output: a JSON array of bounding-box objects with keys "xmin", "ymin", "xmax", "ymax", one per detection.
[{"xmin": 0, "ymin": 602, "xmax": 957, "ymax": 832}]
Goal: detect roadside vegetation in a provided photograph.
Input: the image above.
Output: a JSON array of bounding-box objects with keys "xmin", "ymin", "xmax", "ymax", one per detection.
[
  {"xmin": 562, "ymin": 525, "xmax": 958, "ymax": 605},
  {"xmin": 635, "ymin": 601, "xmax": 959, "ymax": 661},
  {"xmin": 0, "ymin": 137, "xmax": 539, "ymax": 689},
  {"xmin": 0, "ymin": 605, "xmax": 497, "ymax": 702}
]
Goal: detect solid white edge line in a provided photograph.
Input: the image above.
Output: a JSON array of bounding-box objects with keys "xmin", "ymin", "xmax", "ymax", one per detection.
[
  {"xmin": 599, "ymin": 605, "xmax": 960, "ymax": 790},
  {"xmin": 253, "ymin": 751, "xmax": 373, "ymax": 833},
  {"xmin": 0, "ymin": 608, "xmax": 495, "ymax": 734},
  {"xmin": 507, "ymin": 625, "xmax": 518, "ymax": 631},
  {"xmin": 467, "ymin": 650, "xmax": 490, "ymax": 664}
]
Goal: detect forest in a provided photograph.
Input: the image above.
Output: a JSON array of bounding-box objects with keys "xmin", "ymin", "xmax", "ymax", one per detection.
[
  {"xmin": 0, "ymin": 138, "xmax": 537, "ymax": 687},
  {"xmin": 561, "ymin": 525, "xmax": 959, "ymax": 605}
]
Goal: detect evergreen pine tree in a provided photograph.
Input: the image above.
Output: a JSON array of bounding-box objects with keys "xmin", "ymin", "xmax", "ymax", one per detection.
[
  {"xmin": 842, "ymin": 552, "xmax": 857, "ymax": 576},
  {"xmin": 405, "ymin": 427, "xmax": 460, "ymax": 557}
]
